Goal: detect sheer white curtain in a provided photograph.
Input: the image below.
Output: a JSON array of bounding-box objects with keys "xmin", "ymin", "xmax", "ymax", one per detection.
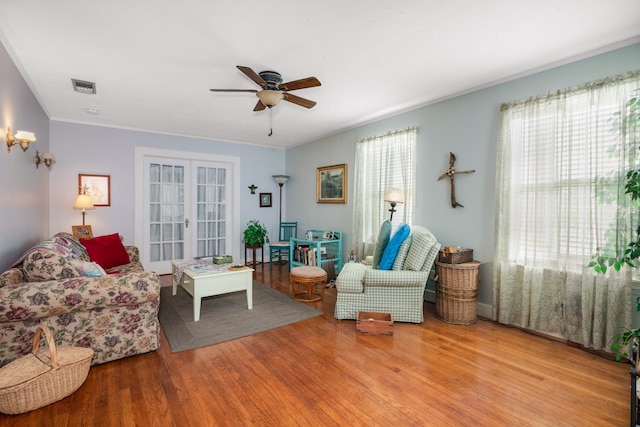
[
  {"xmin": 494, "ymin": 71, "xmax": 640, "ymax": 351},
  {"xmin": 352, "ymin": 127, "xmax": 416, "ymax": 260}
]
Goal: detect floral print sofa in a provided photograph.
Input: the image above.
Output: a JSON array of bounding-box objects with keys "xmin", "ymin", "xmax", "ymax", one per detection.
[{"xmin": 0, "ymin": 232, "xmax": 160, "ymax": 367}]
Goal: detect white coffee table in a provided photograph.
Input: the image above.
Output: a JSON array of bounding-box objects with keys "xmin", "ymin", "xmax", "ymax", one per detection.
[{"xmin": 172, "ymin": 264, "xmax": 254, "ymax": 321}]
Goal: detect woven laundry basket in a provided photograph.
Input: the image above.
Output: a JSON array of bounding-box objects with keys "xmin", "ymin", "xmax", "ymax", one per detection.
[
  {"xmin": 435, "ymin": 261, "xmax": 480, "ymax": 325},
  {"xmin": 0, "ymin": 325, "xmax": 93, "ymax": 415}
]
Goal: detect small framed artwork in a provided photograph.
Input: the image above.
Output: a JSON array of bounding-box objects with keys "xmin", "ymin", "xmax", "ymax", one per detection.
[
  {"xmin": 259, "ymin": 192, "xmax": 272, "ymax": 208},
  {"xmin": 317, "ymin": 164, "xmax": 347, "ymax": 204},
  {"xmin": 78, "ymin": 174, "xmax": 111, "ymax": 207},
  {"xmin": 72, "ymin": 225, "xmax": 93, "ymax": 240}
]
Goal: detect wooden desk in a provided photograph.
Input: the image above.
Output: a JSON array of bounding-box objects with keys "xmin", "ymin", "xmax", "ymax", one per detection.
[{"xmin": 244, "ymin": 243, "xmax": 264, "ymax": 270}]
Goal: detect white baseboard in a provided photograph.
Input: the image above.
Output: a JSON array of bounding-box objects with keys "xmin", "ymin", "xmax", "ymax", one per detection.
[{"xmin": 477, "ymin": 302, "xmax": 492, "ymax": 318}]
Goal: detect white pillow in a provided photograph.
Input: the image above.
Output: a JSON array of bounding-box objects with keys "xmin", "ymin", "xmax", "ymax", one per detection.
[{"xmin": 70, "ymin": 260, "xmax": 107, "ymax": 277}]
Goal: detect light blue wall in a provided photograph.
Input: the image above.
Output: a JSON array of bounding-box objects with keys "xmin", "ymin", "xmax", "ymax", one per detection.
[
  {"xmin": 287, "ymin": 42, "xmax": 640, "ymax": 308},
  {"xmin": 48, "ymin": 121, "xmax": 287, "ymax": 260},
  {"xmin": 0, "ymin": 41, "xmax": 50, "ymax": 271}
]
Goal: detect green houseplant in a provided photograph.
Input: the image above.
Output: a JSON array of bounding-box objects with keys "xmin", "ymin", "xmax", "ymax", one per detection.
[
  {"xmin": 588, "ymin": 90, "xmax": 640, "ymax": 359},
  {"xmin": 242, "ymin": 220, "xmax": 270, "ymax": 247}
]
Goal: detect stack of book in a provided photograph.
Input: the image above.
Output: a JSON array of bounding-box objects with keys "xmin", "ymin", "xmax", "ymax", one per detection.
[{"xmin": 294, "ymin": 244, "xmax": 327, "ymax": 266}]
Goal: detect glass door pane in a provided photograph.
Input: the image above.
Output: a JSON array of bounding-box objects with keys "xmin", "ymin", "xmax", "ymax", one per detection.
[
  {"xmin": 194, "ymin": 165, "xmax": 228, "ymax": 257},
  {"xmin": 145, "ymin": 157, "xmax": 189, "ymax": 273}
]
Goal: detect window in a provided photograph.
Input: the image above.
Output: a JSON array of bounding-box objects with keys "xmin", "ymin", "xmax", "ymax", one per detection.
[
  {"xmin": 352, "ymin": 127, "xmax": 417, "ymax": 259},
  {"xmin": 493, "ymin": 71, "xmax": 640, "ymax": 351},
  {"xmin": 497, "ymin": 75, "xmax": 640, "ymax": 273}
]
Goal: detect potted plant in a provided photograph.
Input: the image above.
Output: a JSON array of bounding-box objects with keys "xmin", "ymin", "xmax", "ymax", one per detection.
[
  {"xmin": 588, "ymin": 90, "xmax": 640, "ymax": 359},
  {"xmin": 242, "ymin": 220, "xmax": 270, "ymax": 248}
]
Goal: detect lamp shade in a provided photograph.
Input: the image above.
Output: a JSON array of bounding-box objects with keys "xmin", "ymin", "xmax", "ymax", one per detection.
[
  {"xmin": 14, "ymin": 130, "xmax": 36, "ymax": 142},
  {"xmin": 384, "ymin": 188, "xmax": 405, "ymax": 204},
  {"xmin": 272, "ymin": 175, "xmax": 290, "ymax": 185},
  {"xmin": 257, "ymin": 90, "xmax": 285, "ymax": 107},
  {"xmin": 73, "ymin": 194, "xmax": 95, "ymax": 211}
]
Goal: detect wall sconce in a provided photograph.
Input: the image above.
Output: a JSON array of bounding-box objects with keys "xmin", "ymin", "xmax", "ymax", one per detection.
[
  {"xmin": 6, "ymin": 127, "xmax": 36, "ymax": 152},
  {"xmin": 35, "ymin": 151, "xmax": 55, "ymax": 169}
]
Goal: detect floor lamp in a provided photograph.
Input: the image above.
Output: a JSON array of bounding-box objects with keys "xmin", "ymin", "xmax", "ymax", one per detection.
[{"xmin": 272, "ymin": 175, "xmax": 290, "ymax": 224}]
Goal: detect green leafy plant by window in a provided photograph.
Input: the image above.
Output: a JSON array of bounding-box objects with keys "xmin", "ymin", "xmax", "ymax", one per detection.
[
  {"xmin": 589, "ymin": 91, "xmax": 640, "ymax": 274},
  {"xmin": 588, "ymin": 90, "xmax": 640, "ymax": 359}
]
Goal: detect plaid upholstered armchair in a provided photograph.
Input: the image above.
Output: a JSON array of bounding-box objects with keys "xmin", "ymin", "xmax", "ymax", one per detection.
[{"xmin": 334, "ymin": 225, "xmax": 440, "ymax": 323}]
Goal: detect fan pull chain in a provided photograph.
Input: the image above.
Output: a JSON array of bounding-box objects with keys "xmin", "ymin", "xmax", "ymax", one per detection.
[{"xmin": 268, "ymin": 107, "xmax": 273, "ymax": 137}]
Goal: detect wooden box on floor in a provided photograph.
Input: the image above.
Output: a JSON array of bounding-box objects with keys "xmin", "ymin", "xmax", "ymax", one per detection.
[{"xmin": 356, "ymin": 311, "xmax": 393, "ymax": 336}]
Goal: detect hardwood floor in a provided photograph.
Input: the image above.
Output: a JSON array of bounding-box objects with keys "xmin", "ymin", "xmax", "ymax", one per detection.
[{"xmin": 0, "ymin": 263, "xmax": 631, "ymax": 426}]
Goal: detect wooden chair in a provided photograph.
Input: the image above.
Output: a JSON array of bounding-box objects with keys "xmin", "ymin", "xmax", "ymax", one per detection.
[{"xmin": 269, "ymin": 222, "xmax": 298, "ymax": 270}]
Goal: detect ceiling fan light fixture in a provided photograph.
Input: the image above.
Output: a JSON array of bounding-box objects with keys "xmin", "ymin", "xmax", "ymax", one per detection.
[{"xmin": 256, "ymin": 90, "xmax": 284, "ymax": 107}]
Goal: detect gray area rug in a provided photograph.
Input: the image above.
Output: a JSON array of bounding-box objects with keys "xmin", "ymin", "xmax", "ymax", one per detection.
[{"xmin": 159, "ymin": 282, "xmax": 322, "ymax": 352}]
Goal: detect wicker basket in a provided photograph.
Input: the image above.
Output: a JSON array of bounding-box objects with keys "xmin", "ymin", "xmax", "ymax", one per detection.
[
  {"xmin": 436, "ymin": 285, "xmax": 479, "ymax": 325},
  {"xmin": 436, "ymin": 260, "xmax": 480, "ymax": 290},
  {"xmin": 438, "ymin": 248, "xmax": 473, "ymax": 264},
  {"xmin": 0, "ymin": 325, "xmax": 94, "ymax": 415},
  {"xmin": 435, "ymin": 261, "xmax": 480, "ymax": 325}
]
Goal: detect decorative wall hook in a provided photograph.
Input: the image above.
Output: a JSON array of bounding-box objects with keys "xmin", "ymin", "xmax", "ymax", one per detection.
[
  {"xmin": 248, "ymin": 184, "xmax": 258, "ymax": 194},
  {"xmin": 437, "ymin": 152, "xmax": 475, "ymax": 208}
]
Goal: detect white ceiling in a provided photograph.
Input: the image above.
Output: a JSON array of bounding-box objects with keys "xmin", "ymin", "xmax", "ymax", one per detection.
[{"xmin": 1, "ymin": 1, "xmax": 639, "ymax": 149}]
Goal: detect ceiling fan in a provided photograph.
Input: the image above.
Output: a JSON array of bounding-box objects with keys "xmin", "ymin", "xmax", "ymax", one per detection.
[{"xmin": 210, "ymin": 65, "xmax": 321, "ymax": 112}]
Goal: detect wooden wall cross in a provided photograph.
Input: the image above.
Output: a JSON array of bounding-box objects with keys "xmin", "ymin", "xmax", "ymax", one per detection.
[{"xmin": 437, "ymin": 152, "xmax": 475, "ymax": 208}]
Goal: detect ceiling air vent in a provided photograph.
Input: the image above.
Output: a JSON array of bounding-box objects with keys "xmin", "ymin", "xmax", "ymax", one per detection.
[{"xmin": 71, "ymin": 79, "xmax": 96, "ymax": 94}]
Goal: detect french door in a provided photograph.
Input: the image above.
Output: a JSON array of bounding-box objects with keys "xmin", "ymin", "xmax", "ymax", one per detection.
[
  {"xmin": 192, "ymin": 161, "xmax": 231, "ymax": 258},
  {"xmin": 135, "ymin": 148, "xmax": 240, "ymax": 274},
  {"xmin": 145, "ymin": 157, "xmax": 188, "ymax": 273}
]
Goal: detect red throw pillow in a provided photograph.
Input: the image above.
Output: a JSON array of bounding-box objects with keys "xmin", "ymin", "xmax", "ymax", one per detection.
[{"xmin": 80, "ymin": 233, "xmax": 130, "ymax": 270}]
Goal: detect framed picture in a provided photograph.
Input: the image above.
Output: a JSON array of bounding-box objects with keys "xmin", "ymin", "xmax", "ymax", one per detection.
[
  {"xmin": 79, "ymin": 174, "xmax": 111, "ymax": 206},
  {"xmin": 317, "ymin": 164, "xmax": 347, "ymax": 204},
  {"xmin": 72, "ymin": 225, "xmax": 93, "ymax": 240},
  {"xmin": 259, "ymin": 192, "xmax": 272, "ymax": 207}
]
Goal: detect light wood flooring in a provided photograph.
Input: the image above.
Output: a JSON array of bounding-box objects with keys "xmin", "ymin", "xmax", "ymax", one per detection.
[{"xmin": 0, "ymin": 263, "xmax": 631, "ymax": 426}]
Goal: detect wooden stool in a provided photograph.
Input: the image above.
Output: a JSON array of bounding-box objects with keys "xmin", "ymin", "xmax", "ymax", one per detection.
[{"xmin": 290, "ymin": 266, "xmax": 327, "ymax": 302}]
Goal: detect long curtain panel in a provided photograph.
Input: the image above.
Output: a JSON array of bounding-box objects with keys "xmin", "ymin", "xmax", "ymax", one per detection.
[
  {"xmin": 352, "ymin": 127, "xmax": 417, "ymax": 260},
  {"xmin": 493, "ymin": 71, "xmax": 640, "ymax": 351}
]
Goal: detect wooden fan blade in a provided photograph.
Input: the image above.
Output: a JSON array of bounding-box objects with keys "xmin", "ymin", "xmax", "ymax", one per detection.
[
  {"xmin": 237, "ymin": 65, "xmax": 267, "ymax": 88},
  {"xmin": 279, "ymin": 77, "xmax": 321, "ymax": 91},
  {"xmin": 283, "ymin": 93, "xmax": 317, "ymax": 109},
  {"xmin": 253, "ymin": 100, "xmax": 266, "ymax": 111},
  {"xmin": 209, "ymin": 89, "xmax": 258, "ymax": 93}
]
